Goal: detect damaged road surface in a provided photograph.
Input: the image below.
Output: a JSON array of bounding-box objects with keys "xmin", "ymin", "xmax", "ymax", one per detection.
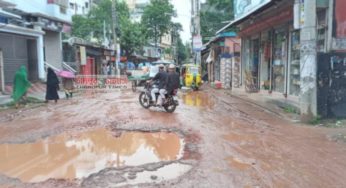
[
  {"xmin": 0, "ymin": 129, "xmax": 189, "ymax": 185},
  {"xmin": 1, "ymin": 88, "xmax": 346, "ymax": 187}
]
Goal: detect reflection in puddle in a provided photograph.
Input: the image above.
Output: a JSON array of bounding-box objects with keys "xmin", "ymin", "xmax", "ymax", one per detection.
[
  {"xmin": 181, "ymin": 92, "xmax": 215, "ymax": 109},
  {"xmin": 0, "ymin": 129, "xmax": 184, "ymax": 183}
]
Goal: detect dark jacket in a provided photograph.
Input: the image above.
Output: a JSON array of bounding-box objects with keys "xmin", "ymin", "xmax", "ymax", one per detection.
[
  {"xmin": 166, "ymin": 72, "xmax": 180, "ymax": 94},
  {"xmin": 153, "ymin": 71, "xmax": 168, "ymax": 89}
]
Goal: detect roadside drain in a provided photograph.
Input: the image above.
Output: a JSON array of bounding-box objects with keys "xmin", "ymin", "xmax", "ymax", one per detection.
[{"xmin": 0, "ymin": 128, "xmax": 189, "ymax": 184}]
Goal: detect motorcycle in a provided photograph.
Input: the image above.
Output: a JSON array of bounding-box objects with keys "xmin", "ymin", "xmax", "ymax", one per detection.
[{"xmin": 139, "ymin": 81, "xmax": 179, "ymax": 113}]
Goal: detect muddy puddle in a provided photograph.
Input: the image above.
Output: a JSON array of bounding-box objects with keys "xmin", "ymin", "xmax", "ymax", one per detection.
[
  {"xmin": 181, "ymin": 92, "xmax": 215, "ymax": 109},
  {"xmin": 0, "ymin": 128, "xmax": 185, "ymax": 183}
]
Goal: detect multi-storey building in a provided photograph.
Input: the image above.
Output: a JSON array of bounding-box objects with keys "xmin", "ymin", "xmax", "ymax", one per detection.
[
  {"xmin": 0, "ymin": 0, "xmax": 72, "ymax": 93},
  {"xmin": 68, "ymin": 0, "xmax": 92, "ymax": 15},
  {"xmin": 125, "ymin": 0, "xmax": 174, "ymax": 60}
]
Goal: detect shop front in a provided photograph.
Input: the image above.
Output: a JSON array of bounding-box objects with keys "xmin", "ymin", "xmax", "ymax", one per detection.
[{"xmin": 238, "ymin": 1, "xmax": 300, "ymax": 99}]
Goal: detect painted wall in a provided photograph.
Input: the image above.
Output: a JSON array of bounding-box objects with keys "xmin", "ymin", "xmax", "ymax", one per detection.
[
  {"xmin": 44, "ymin": 31, "xmax": 63, "ymax": 69},
  {"xmin": 335, "ymin": 0, "xmax": 346, "ymax": 38}
]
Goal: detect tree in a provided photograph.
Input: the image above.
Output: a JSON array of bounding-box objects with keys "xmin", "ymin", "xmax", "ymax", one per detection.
[
  {"xmin": 119, "ymin": 21, "xmax": 146, "ymax": 58},
  {"xmin": 200, "ymin": 0, "xmax": 234, "ymax": 42},
  {"xmin": 177, "ymin": 37, "xmax": 187, "ymax": 64},
  {"xmin": 71, "ymin": 0, "xmax": 145, "ymax": 58},
  {"xmin": 141, "ymin": 0, "xmax": 174, "ymax": 47},
  {"xmin": 72, "ymin": 15, "xmax": 92, "ymax": 40},
  {"xmin": 72, "ymin": 0, "xmax": 129, "ymax": 41}
]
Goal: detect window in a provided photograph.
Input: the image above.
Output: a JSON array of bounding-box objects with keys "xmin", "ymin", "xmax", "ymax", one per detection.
[
  {"xmin": 60, "ymin": 6, "xmax": 67, "ymax": 14},
  {"xmin": 85, "ymin": 2, "xmax": 89, "ymax": 9},
  {"xmin": 69, "ymin": 3, "xmax": 74, "ymax": 9},
  {"xmin": 317, "ymin": 9, "xmax": 327, "ymax": 52}
]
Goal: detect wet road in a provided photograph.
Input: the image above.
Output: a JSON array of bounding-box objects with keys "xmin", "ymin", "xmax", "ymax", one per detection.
[{"xmin": 0, "ymin": 87, "xmax": 346, "ymax": 188}]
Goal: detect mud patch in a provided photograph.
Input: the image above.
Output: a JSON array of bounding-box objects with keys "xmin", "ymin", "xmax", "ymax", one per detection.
[
  {"xmin": 223, "ymin": 132, "xmax": 256, "ymax": 145},
  {"xmin": 226, "ymin": 156, "xmax": 253, "ymax": 171},
  {"xmin": 0, "ymin": 128, "xmax": 185, "ymax": 183}
]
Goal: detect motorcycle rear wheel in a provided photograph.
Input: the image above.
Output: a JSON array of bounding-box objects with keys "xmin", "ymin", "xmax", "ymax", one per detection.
[{"xmin": 163, "ymin": 97, "xmax": 177, "ymax": 113}]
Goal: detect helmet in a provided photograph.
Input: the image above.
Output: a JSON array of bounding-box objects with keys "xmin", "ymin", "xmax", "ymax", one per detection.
[
  {"xmin": 158, "ymin": 64, "xmax": 164, "ymax": 68},
  {"xmin": 168, "ymin": 64, "xmax": 176, "ymax": 69}
]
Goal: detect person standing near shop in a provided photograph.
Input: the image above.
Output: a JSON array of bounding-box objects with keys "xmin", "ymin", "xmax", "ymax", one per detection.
[{"xmin": 45, "ymin": 68, "xmax": 60, "ymax": 103}]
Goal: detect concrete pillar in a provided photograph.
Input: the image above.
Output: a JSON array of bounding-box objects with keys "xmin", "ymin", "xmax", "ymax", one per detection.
[
  {"xmin": 33, "ymin": 25, "xmax": 45, "ymax": 80},
  {"xmin": 300, "ymin": 0, "xmax": 317, "ymax": 122},
  {"xmin": 37, "ymin": 35, "xmax": 45, "ymax": 80}
]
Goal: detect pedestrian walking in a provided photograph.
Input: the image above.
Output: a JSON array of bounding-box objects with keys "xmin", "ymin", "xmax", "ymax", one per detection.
[
  {"xmin": 45, "ymin": 68, "xmax": 60, "ymax": 103},
  {"xmin": 12, "ymin": 65, "xmax": 31, "ymax": 108},
  {"xmin": 62, "ymin": 78, "xmax": 74, "ymax": 99}
]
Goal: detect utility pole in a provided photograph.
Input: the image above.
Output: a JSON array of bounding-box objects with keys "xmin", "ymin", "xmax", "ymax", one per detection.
[
  {"xmin": 112, "ymin": 0, "xmax": 119, "ymax": 76},
  {"xmin": 299, "ymin": 0, "xmax": 317, "ymax": 122},
  {"xmin": 191, "ymin": 0, "xmax": 201, "ymax": 65},
  {"xmin": 196, "ymin": 0, "xmax": 201, "ymax": 65}
]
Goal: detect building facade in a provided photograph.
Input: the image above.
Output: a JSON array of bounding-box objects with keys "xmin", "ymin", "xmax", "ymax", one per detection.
[
  {"xmin": 69, "ymin": 0, "xmax": 92, "ymax": 15},
  {"xmin": 124, "ymin": 0, "xmax": 174, "ymax": 60},
  {"xmin": 0, "ymin": 0, "xmax": 72, "ymax": 92},
  {"xmin": 218, "ymin": 0, "xmax": 346, "ymax": 120}
]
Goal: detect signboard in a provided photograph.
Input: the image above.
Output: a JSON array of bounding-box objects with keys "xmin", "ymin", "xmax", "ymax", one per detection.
[
  {"xmin": 234, "ymin": 0, "xmax": 271, "ymax": 19},
  {"xmin": 80, "ymin": 46, "xmax": 87, "ymax": 65},
  {"xmin": 335, "ymin": 0, "xmax": 346, "ymax": 38},
  {"xmin": 293, "ymin": 1, "xmax": 306, "ymax": 29},
  {"xmin": 193, "ymin": 35, "xmax": 203, "ymax": 51}
]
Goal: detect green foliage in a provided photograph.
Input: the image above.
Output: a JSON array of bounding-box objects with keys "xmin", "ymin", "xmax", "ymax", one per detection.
[
  {"xmin": 177, "ymin": 38, "xmax": 187, "ymax": 64},
  {"xmin": 309, "ymin": 115, "xmax": 322, "ymax": 125},
  {"xmin": 207, "ymin": 0, "xmax": 234, "ymax": 11},
  {"xmin": 284, "ymin": 106, "xmax": 299, "ymax": 114},
  {"xmin": 72, "ymin": 15, "xmax": 92, "ymax": 39},
  {"xmin": 201, "ymin": 0, "xmax": 234, "ymax": 42},
  {"xmin": 120, "ymin": 21, "xmax": 146, "ymax": 58},
  {"xmin": 141, "ymin": 0, "xmax": 174, "ymax": 44},
  {"xmin": 164, "ymin": 47, "xmax": 172, "ymax": 55},
  {"xmin": 71, "ymin": 0, "xmax": 145, "ymax": 58}
]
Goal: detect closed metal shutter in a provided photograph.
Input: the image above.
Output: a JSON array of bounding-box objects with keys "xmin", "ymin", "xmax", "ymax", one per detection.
[{"xmin": 0, "ymin": 33, "xmax": 28, "ymax": 84}]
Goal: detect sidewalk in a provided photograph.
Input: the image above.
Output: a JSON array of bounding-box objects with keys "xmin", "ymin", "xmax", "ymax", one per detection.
[
  {"xmin": 213, "ymin": 86, "xmax": 301, "ymax": 123},
  {"xmin": 1, "ymin": 82, "xmax": 66, "ymax": 106}
]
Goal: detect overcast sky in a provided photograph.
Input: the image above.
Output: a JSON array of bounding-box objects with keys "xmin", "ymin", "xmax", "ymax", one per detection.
[
  {"xmin": 173, "ymin": 1, "xmax": 191, "ymax": 43},
  {"xmin": 173, "ymin": 0, "xmax": 207, "ymax": 43}
]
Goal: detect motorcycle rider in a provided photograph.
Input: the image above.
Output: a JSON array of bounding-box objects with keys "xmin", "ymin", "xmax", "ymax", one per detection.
[
  {"xmin": 162, "ymin": 64, "xmax": 180, "ymax": 103},
  {"xmin": 151, "ymin": 64, "xmax": 167, "ymax": 106}
]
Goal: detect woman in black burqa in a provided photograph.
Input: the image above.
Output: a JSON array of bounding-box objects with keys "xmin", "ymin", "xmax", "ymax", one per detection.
[{"xmin": 45, "ymin": 68, "xmax": 60, "ymax": 103}]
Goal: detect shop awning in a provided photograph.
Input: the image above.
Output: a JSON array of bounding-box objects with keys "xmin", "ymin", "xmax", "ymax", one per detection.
[
  {"xmin": 216, "ymin": 0, "xmax": 275, "ymax": 34},
  {"xmin": 86, "ymin": 48, "xmax": 102, "ymax": 56}
]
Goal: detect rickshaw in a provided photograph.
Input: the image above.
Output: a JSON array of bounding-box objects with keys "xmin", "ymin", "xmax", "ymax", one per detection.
[{"xmin": 181, "ymin": 64, "xmax": 202, "ymax": 90}]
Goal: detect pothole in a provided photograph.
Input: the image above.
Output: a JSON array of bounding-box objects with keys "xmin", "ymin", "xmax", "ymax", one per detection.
[{"xmin": 0, "ymin": 128, "xmax": 188, "ymax": 184}]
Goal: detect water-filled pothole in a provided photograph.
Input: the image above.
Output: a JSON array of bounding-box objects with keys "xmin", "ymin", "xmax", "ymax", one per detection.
[
  {"xmin": 181, "ymin": 92, "xmax": 215, "ymax": 109},
  {"xmin": 0, "ymin": 128, "xmax": 185, "ymax": 183}
]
